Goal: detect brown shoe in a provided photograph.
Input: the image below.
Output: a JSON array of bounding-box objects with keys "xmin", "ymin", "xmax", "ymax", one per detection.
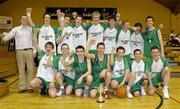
[
  {"xmin": 18, "ymin": 89, "xmax": 27, "ymax": 93},
  {"xmin": 27, "ymin": 89, "xmax": 33, "ymax": 93}
]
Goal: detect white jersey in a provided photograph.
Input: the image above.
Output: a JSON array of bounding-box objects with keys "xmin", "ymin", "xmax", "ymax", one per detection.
[
  {"xmin": 116, "ymin": 30, "xmax": 131, "ymax": 55},
  {"xmin": 131, "ymin": 60, "xmax": 145, "ymax": 84},
  {"xmin": 37, "ymin": 55, "xmax": 55, "ymax": 82},
  {"xmin": 88, "ymin": 24, "xmax": 104, "ymax": 50},
  {"xmin": 58, "ymin": 26, "xmax": 74, "ymax": 54},
  {"xmin": 130, "ymin": 32, "xmax": 144, "ymax": 58},
  {"xmin": 151, "ymin": 58, "xmax": 164, "ymax": 77},
  {"xmin": 39, "ymin": 25, "xmax": 56, "ymax": 52},
  {"xmin": 58, "ymin": 56, "xmax": 75, "ymax": 79},
  {"xmin": 72, "ymin": 25, "xmax": 86, "ymax": 50},
  {"xmin": 104, "ymin": 27, "xmax": 117, "ymax": 54},
  {"xmin": 112, "ymin": 59, "xmax": 125, "ymax": 78}
]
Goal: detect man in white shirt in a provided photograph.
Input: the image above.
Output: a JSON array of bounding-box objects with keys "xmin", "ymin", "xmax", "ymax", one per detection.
[{"xmin": 3, "ymin": 15, "xmax": 34, "ymax": 93}]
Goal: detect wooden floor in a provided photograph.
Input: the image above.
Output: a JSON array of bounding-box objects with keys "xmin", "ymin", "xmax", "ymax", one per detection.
[{"xmin": 0, "ymin": 47, "xmax": 180, "ymax": 109}]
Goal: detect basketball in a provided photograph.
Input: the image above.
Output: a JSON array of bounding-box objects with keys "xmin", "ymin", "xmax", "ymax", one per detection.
[{"xmin": 116, "ymin": 86, "xmax": 126, "ymax": 98}]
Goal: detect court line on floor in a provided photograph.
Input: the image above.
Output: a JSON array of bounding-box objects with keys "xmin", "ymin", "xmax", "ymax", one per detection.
[{"xmin": 155, "ymin": 91, "xmax": 163, "ymax": 109}]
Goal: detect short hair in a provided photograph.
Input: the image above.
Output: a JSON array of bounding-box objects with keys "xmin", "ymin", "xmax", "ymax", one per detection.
[
  {"xmin": 64, "ymin": 14, "xmax": 72, "ymax": 20},
  {"xmin": 146, "ymin": 16, "xmax": 155, "ymax": 22},
  {"xmin": 61, "ymin": 43, "xmax": 69, "ymax": 49},
  {"xmin": 151, "ymin": 46, "xmax": 160, "ymax": 51},
  {"xmin": 75, "ymin": 15, "xmax": 82, "ymax": 19},
  {"xmin": 108, "ymin": 16, "xmax": 116, "ymax": 21},
  {"xmin": 134, "ymin": 22, "xmax": 142, "ymax": 30},
  {"xmin": 97, "ymin": 42, "xmax": 105, "ymax": 48},
  {"xmin": 45, "ymin": 42, "xmax": 54, "ymax": 49},
  {"xmin": 122, "ymin": 19, "xmax": 129, "ymax": 25},
  {"xmin": 92, "ymin": 11, "xmax": 101, "ymax": 18},
  {"xmin": 76, "ymin": 45, "xmax": 85, "ymax": 51},
  {"xmin": 116, "ymin": 46, "xmax": 125, "ymax": 53},
  {"xmin": 20, "ymin": 15, "xmax": 28, "ymax": 19},
  {"xmin": 133, "ymin": 49, "xmax": 142, "ymax": 55},
  {"xmin": 43, "ymin": 13, "xmax": 51, "ymax": 19}
]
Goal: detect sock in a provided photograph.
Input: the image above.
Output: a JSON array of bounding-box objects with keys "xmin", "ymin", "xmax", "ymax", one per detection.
[
  {"xmin": 60, "ymin": 86, "xmax": 64, "ymax": 89},
  {"xmin": 84, "ymin": 86, "xmax": 89, "ymax": 89},
  {"xmin": 164, "ymin": 86, "xmax": 168, "ymax": 90}
]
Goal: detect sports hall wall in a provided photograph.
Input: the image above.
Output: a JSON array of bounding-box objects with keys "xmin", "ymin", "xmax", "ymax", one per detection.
[{"xmin": 0, "ymin": 0, "xmax": 179, "ymax": 35}]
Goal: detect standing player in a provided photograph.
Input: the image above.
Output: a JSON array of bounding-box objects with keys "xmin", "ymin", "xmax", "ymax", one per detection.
[
  {"xmin": 86, "ymin": 11, "xmax": 108, "ymax": 50},
  {"xmin": 103, "ymin": 16, "xmax": 118, "ymax": 54},
  {"xmin": 26, "ymin": 8, "xmax": 59, "ymax": 53},
  {"xmin": 116, "ymin": 20, "xmax": 133, "ymax": 60},
  {"xmin": 146, "ymin": 46, "xmax": 170, "ymax": 99},
  {"xmin": 72, "ymin": 15, "xmax": 87, "ymax": 49},
  {"xmin": 130, "ymin": 23, "xmax": 144, "ymax": 59},
  {"xmin": 142, "ymin": 16, "xmax": 164, "ymax": 58}
]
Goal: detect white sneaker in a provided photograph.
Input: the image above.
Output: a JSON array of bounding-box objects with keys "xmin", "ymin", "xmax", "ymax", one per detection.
[
  {"xmin": 163, "ymin": 89, "xmax": 169, "ymax": 99},
  {"xmin": 127, "ymin": 92, "xmax": 133, "ymax": 98},
  {"xmin": 141, "ymin": 87, "xmax": 146, "ymax": 96},
  {"xmin": 56, "ymin": 88, "xmax": 65, "ymax": 97}
]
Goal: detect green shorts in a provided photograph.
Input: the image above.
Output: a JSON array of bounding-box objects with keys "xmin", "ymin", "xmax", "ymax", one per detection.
[
  {"xmin": 151, "ymin": 72, "xmax": 163, "ymax": 87},
  {"xmin": 89, "ymin": 77, "xmax": 104, "ymax": 90},
  {"xmin": 37, "ymin": 77, "xmax": 50, "ymax": 89},
  {"xmin": 74, "ymin": 79, "xmax": 86, "ymax": 89},
  {"xmin": 111, "ymin": 76, "xmax": 124, "ymax": 84},
  {"xmin": 131, "ymin": 78, "xmax": 144, "ymax": 93},
  {"xmin": 64, "ymin": 75, "xmax": 75, "ymax": 87}
]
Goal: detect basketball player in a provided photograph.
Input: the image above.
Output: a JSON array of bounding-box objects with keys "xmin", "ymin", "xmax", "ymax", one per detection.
[
  {"xmin": 30, "ymin": 42, "xmax": 58, "ymax": 97},
  {"xmin": 26, "ymin": 8, "xmax": 59, "ymax": 53},
  {"xmin": 146, "ymin": 46, "xmax": 170, "ymax": 99},
  {"xmin": 103, "ymin": 16, "xmax": 118, "ymax": 55},
  {"xmin": 142, "ymin": 16, "xmax": 164, "ymax": 58},
  {"xmin": 73, "ymin": 45, "xmax": 92, "ymax": 97},
  {"xmin": 110, "ymin": 46, "xmax": 134, "ymax": 98},
  {"xmin": 85, "ymin": 38, "xmax": 112, "ymax": 99},
  {"xmin": 56, "ymin": 43, "xmax": 75, "ymax": 96},
  {"xmin": 129, "ymin": 49, "xmax": 147, "ymax": 97},
  {"xmin": 130, "ymin": 23, "xmax": 144, "ymax": 59},
  {"xmin": 86, "ymin": 11, "xmax": 108, "ymax": 51}
]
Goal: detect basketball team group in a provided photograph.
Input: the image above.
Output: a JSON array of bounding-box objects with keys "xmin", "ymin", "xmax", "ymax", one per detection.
[{"xmin": 2, "ymin": 8, "xmax": 170, "ymax": 99}]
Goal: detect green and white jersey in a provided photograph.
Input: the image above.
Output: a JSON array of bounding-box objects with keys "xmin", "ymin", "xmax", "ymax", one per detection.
[
  {"xmin": 116, "ymin": 30, "xmax": 131, "ymax": 55},
  {"xmin": 146, "ymin": 56, "xmax": 169, "ymax": 78},
  {"xmin": 111, "ymin": 56, "xmax": 130, "ymax": 78},
  {"xmin": 87, "ymin": 22, "xmax": 107, "ymax": 50},
  {"xmin": 37, "ymin": 51, "xmax": 58, "ymax": 82},
  {"xmin": 73, "ymin": 55, "xmax": 88, "ymax": 80},
  {"xmin": 104, "ymin": 27, "xmax": 117, "ymax": 54},
  {"xmin": 130, "ymin": 32, "xmax": 144, "ymax": 58},
  {"xmin": 130, "ymin": 60, "xmax": 145, "ymax": 84},
  {"xmin": 72, "ymin": 25, "xmax": 86, "ymax": 50},
  {"xmin": 57, "ymin": 26, "xmax": 74, "ymax": 54},
  {"xmin": 36, "ymin": 24, "xmax": 59, "ymax": 53},
  {"xmin": 58, "ymin": 55, "xmax": 75, "ymax": 79},
  {"xmin": 142, "ymin": 28, "xmax": 161, "ymax": 57}
]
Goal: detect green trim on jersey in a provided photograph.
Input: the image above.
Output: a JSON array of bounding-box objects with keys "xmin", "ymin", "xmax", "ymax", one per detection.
[{"xmin": 142, "ymin": 28, "xmax": 161, "ymax": 57}]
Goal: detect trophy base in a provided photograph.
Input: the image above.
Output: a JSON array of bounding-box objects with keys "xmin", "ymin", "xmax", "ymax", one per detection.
[{"xmin": 97, "ymin": 100, "xmax": 105, "ymax": 103}]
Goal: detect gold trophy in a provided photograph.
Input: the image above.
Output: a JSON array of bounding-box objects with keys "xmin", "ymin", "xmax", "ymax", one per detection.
[{"xmin": 97, "ymin": 83, "xmax": 105, "ymax": 103}]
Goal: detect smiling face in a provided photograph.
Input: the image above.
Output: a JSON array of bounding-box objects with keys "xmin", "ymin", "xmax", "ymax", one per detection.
[
  {"xmin": 61, "ymin": 44, "xmax": 69, "ymax": 56},
  {"xmin": 64, "ymin": 16, "xmax": 71, "ymax": 26},
  {"xmin": 134, "ymin": 50, "xmax": 142, "ymax": 61},
  {"xmin": 43, "ymin": 14, "xmax": 51, "ymax": 24},
  {"xmin": 20, "ymin": 16, "xmax": 28, "ymax": 26},
  {"xmin": 75, "ymin": 16, "xmax": 82, "ymax": 26},
  {"xmin": 146, "ymin": 18, "xmax": 154, "ymax": 28},
  {"xmin": 151, "ymin": 48, "xmax": 160, "ymax": 59}
]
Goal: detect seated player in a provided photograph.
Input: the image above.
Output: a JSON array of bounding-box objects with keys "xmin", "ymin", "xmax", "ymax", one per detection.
[
  {"xmin": 146, "ymin": 46, "xmax": 170, "ymax": 99},
  {"xmin": 85, "ymin": 38, "xmax": 112, "ymax": 99},
  {"xmin": 73, "ymin": 45, "xmax": 92, "ymax": 97},
  {"xmin": 30, "ymin": 42, "xmax": 58, "ymax": 97},
  {"xmin": 110, "ymin": 46, "xmax": 134, "ymax": 98},
  {"xmin": 129, "ymin": 49, "xmax": 147, "ymax": 97},
  {"xmin": 56, "ymin": 43, "xmax": 75, "ymax": 96}
]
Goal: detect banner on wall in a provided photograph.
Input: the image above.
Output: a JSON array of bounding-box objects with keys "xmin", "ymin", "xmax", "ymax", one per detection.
[{"xmin": 46, "ymin": 7, "xmax": 117, "ymax": 20}]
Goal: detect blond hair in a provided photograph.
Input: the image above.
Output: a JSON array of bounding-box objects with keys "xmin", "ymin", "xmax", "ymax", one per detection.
[{"xmin": 92, "ymin": 11, "xmax": 101, "ymax": 17}]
